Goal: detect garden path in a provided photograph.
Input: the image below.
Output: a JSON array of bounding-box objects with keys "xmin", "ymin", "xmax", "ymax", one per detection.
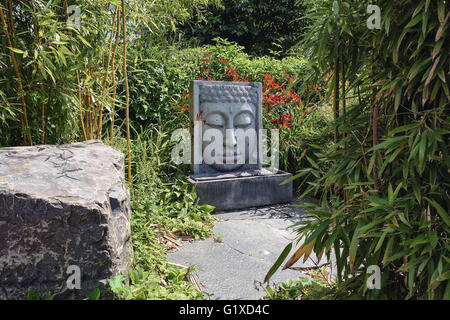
[{"xmin": 168, "ymin": 200, "xmax": 334, "ymax": 300}]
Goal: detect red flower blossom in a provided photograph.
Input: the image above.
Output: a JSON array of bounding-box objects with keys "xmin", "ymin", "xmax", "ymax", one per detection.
[
  {"xmin": 271, "ymin": 113, "xmax": 293, "ymax": 129},
  {"xmin": 263, "ymin": 73, "xmax": 282, "ymax": 91},
  {"xmin": 264, "ymin": 94, "xmax": 290, "ymax": 105},
  {"xmin": 218, "ymin": 57, "xmax": 230, "ymax": 64},
  {"xmin": 289, "ymin": 89, "xmax": 301, "ymax": 102},
  {"xmin": 226, "ymin": 66, "xmax": 241, "ymax": 80},
  {"xmin": 288, "ymin": 75, "xmax": 297, "ymax": 84},
  {"xmin": 196, "ymin": 76, "xmax": 214, "ymax": 81}
]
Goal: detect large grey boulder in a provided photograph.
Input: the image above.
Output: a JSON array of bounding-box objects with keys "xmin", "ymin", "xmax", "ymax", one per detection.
[{"xmin": 0, "ymin": 140, "xmax": 133, "ymax": 299}]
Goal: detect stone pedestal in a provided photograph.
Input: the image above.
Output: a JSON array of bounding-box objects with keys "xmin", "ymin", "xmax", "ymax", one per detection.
[
  {"xmin": 188, "ymin": 80, "xmax": 294, "ymax": 212},
  {"xmin": 189, "ymin": 171, "xmax": 293, "ymax": 212},
  {"xmin": 0, "ymin": 140, "xmax": 133, "ymax": 299}
]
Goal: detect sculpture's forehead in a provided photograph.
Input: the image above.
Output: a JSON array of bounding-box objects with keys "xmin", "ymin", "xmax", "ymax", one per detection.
[
  {"xmin": 199, "ymin": 85, "xmax": 258, "ymax": 104},
  {"xmin": 200, "ymin": 102, "xmax": 255, "ymax": 115}
]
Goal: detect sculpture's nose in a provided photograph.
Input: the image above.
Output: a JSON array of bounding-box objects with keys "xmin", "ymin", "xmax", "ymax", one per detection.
[{"xmin": 224, "ymin": 129, "xmax": 237, "ymax": 149}]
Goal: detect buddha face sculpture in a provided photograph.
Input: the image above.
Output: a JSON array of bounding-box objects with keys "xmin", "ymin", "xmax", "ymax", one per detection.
[
  {"xmin": 191, "ymin": 81, "xmax": 262, "ymax": 175},
  {"xmin": 202, "ymin": 100, "xmax": 256, "ymax": 171}
]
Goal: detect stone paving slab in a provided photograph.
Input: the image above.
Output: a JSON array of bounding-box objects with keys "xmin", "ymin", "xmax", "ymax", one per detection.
[{"xmin": 168, "ymin": 200, "xmax": 333, "ymax": 300}]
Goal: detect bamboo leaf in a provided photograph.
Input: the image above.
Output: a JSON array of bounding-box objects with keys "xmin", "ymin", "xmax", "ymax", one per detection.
[
  {"xmin": 374, "ymin": 230, "xmax": 389, "ymax": 253},
  {"xmin": 280, "ymin": 168, "xmax": 311, "ymax": 186},
  {"xmin": 283, "ymin": 239, "xmax": 316, "ymax": 270},
  {"xmin": 418, "ymin": 133, "xmax": 427, "ymax": 174},
  {"xmin": 264, "ymin": 242, "xmax": 292, "ymax": 283},
  {"xmin": 406, "ymin": 13, "xmax": 423, "ymax": 28},
  {"xmin": 369, "ymin": 136, "xmax": 408, "ymax": 151},
  {"xmin": 7, "ymin": 47, "xmax": 25, "ymax": 54},
  {"xmin": 424, "ymin": 198, "xmax": 450, "ymax": 227},
  {"xmin": 349, "ymin": 221, "xmax": 363, "ymax": 270}
]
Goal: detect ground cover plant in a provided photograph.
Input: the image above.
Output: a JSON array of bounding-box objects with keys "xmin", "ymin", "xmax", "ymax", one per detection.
[{"xmin": 263, "ymin": 268, "xmax": 336, "ymax": 300}]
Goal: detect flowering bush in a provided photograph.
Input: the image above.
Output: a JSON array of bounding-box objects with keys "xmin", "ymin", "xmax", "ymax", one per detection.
[
  {"xmin": 128, "ymin": 40, "xmax": 331, "ymax": 179},
  {"xmin": 174, "ymin": 43, "xmax": 332, "ymax": 177}
]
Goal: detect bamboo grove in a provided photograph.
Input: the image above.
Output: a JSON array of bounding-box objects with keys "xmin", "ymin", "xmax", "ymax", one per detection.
[
  {"xmin": 0, "ymin": 0, "xmax": 132, "ymax": 179},
  {"xmin": 0, "ymin": 0, "xmax": 216, "ymax": 181},
  {"xmin": 278, "ymin": 0, "xmax": 449, "ymax": 299}
]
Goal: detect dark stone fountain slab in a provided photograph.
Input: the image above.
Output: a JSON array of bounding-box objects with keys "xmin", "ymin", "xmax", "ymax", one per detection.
[{"xmin": 188, "ymin": 170, "xmax": 292, "ymax": 212}]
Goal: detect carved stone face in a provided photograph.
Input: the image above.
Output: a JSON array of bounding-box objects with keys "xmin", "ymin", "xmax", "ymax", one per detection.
[
  {"xmin": 201, "ymin": 101, "xmax": 256, "ymax": 171},
  {"xmin": 191, "ymin": 81, "xmax": 262, "ymax": 177}
]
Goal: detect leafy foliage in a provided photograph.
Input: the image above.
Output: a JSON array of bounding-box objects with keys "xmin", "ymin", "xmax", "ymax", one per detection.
[
  {"xmin": 26, "ymin": 290, "xmax": 53, "ymax": 300},
  {"xmin": 109, "ymin": 266, "xmax": 205, "ymax": 300},
  {"xmin": 107, "ymin": 127, "xmax": 214, "ymax": 300},
  {"xmin": 179, "ymin": 0, "xmax": 306, "ymax": 56},
  {"xmin": 263, "ymin": 268, "xmax": 336, "ymax": 300},
  {"xmin": 270, "ymin": 0, "xmax": 449, "ymax": 300},
  {"xmin": 0, "ymin": 0, "xmax": 219, "ymax": 147}
]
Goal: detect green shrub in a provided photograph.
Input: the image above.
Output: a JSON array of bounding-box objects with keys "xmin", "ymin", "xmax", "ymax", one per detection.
[{"xmin": 178, "ymin": 0, "xmax": 307, "ymax": 56}]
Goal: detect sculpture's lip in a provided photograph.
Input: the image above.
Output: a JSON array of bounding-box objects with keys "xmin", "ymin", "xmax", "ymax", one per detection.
[
  {"xmin": 220, "ymin": 153, "xmax": 242, "ymax": 161},
  {"xmin": 207, "ymin": 152, "xmax": 243, "ymax": 164},
  {"xmin": 216, "ymin": 151, "xmax": 241, "ymax": 157}
]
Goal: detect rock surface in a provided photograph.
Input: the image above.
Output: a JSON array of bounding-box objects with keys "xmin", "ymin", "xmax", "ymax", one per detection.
[{"xmin": 0, "ymin": 140, "xmax": 133, "ymax": 299}]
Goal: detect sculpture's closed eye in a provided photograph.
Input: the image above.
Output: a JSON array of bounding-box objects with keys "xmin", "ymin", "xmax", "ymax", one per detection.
[
  {"xmin": 205, "ymin": 113, "xmax": 225, "ymax": 127},
  {"xmin": 234, "ymin": 112, "xmax": 253, "ymax": 128}
]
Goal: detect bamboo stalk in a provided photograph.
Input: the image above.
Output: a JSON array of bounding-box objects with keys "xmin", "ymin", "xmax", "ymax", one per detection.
[
  {"xmin": 5, "ymin": 0, "xmax": 24, "ymax": 144},
  {"xmin": 7, "ymin": 0, "xmax": 14, "ymax": 38},
  {"xmin": 64, "ymin": 0, "xmax": 87, "ymax": 141},
  {"xmin": 372, "ymin": 101, "xmax": 379, "ymax": 192},
  {"xmin": 9, "ymin": 0, "xmax": 26, "ymax": 146},
  {"xmin": 85, "ymin": 94, "xmax": 90, "ymax": 138},
  {"xmin": 110, "ymin": 7, "xmax": 121, "ymax": 143},
  {"xmin": 76, "ymin": 70, "xmax": 87, "ymax": 140},
  {"xmin": 341, "ymin": 50, "xmax": 346, "ymax": 117},
  {"xmin": 97, "ymin": 5, "xmax": 119, "ymax": 139},
  {"xmin": 0, "ymin": 3, "xmax": 32, "ymax": 145},
  {"xmin": 370, "ymin": 65, "xmax": 380, "ymax": 192},
  {"xmin": 403, "ymin": 246, "xmax": 408, "ymax": 288},
  {"xmin": 333, "ymin": 55, "xmax": 340, "ymax": 143},
  {"xmin": 89, "ymin": 95, "xmax": 94, "ymax": 140},
  {"xmin": 82, "ymin": 61, "xmax": 93, "ymax": 140},
  {"xmin": 88, "ymin": 65, "xmax": 99, "ymax": 138},
  {"xmin": 33, "ymin": 14, "xmax": 46, "ymax": 144},
  {"xmin": 122, "ymin": 0, "xmax": 131, "ymax": 183},
  {"xmin": 341, "ymin": 50, "xmax": 349, "ymax": 206}
]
